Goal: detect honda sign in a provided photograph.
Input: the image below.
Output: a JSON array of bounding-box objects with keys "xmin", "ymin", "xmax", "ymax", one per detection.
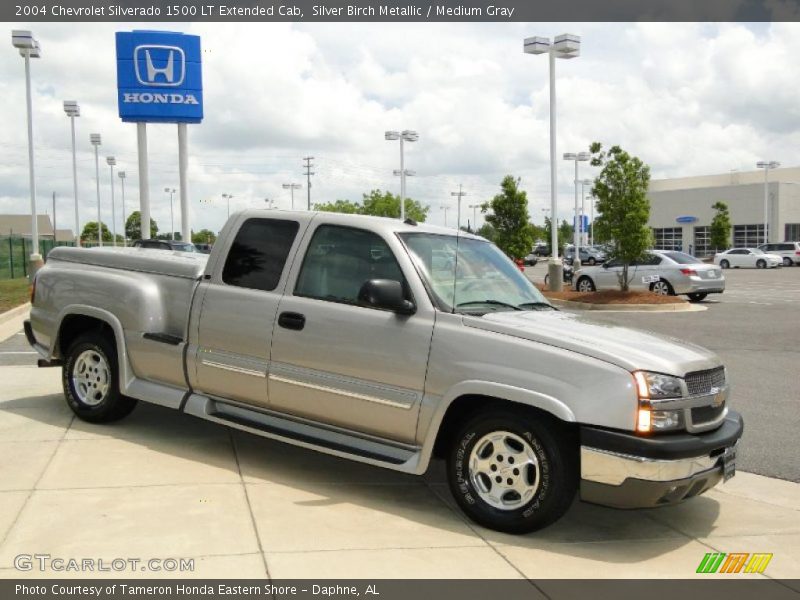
[{"xmin": 116, "ymin": 31, "xmax": 203, "ymax": 123}]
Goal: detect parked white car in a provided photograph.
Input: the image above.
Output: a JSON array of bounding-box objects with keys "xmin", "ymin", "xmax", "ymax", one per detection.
[
  {"xmin": 713, "ymin": 248, "xmax": 782, "ymax": 269},
  {"xmin": 574, "ymin": 250, "xmax": 726, "ymax": 302},
  {"xmin": 758, "ymin": 242, "xmax": 800, "ymax": 267}
]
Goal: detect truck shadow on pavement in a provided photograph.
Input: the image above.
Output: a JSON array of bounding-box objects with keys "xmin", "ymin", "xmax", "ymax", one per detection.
[{"xmin": 2, "ymin": 393, "xmax": 719, "ymax": 565}]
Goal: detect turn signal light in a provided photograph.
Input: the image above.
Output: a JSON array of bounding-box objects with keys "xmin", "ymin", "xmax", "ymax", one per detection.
[{"xmin": 637, "ymin": 408, "xmax": 651, "ymax": 433}]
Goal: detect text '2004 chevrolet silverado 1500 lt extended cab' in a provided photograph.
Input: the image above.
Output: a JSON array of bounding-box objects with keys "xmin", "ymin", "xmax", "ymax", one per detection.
[{"xmin": 25, "ymin": 210, "xmax": 743, "ymax": 533}]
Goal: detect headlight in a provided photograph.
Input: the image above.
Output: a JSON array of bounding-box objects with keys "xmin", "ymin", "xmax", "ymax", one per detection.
[{"xmin": 634, "ymin": 371, "xmax": 685, "ymax": 433}]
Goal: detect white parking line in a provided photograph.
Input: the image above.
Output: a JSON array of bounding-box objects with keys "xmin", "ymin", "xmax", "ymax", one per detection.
[{"xmin": 0, "ymin": 351, "xmax": 37, "ymax": 355}]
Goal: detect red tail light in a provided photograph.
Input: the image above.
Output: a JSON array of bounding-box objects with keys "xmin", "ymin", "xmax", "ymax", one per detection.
[
  {"xmin": 795, "ymin": 251, "xmax": 800, "ymax": 255},
  {"xmin": 680, "ymin": 268, "xmax": 698, "ymax": 276}
]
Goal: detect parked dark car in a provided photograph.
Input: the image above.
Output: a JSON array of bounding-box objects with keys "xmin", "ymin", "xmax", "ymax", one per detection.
[
  {"xmin": 132, "ymin": 240, "xmax": 198, "ymax": 253},
  {"xmin": 194, "ymin": 243, "xmax": 213, "ymax": 254}
]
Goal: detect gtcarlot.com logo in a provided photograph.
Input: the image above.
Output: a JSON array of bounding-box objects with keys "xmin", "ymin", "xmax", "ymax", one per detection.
[
  {"xmin": 14, "ymin": 553, "xmax": 195, "ymax": 573},
  {"xmin": 696, "ymin": 552, "xmax": 773, "ymax": 574}
]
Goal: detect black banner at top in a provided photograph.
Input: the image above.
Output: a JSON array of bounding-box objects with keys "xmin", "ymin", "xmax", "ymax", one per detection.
[{"xmin": 5, "ymin": 0, "xmax": 800, "ymax": 22}]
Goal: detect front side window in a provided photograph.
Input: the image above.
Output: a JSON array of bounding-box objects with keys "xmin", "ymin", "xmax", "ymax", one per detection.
[
  {"xmin": 662, "ymin": 251, "xmax": 699, "ymax": 264},
  {"xmin": 222, "ymin": 218, "xmax": 300, "ymax": 291},
  {"xmin": 295, "ymin": 225, "xmax": 407, "ymax": 305},
  {"xmin": 399, "ymin": 233, "xmax": 551, "ymax": 313}
]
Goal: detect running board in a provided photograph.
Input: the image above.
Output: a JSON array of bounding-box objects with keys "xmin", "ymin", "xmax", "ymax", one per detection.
[{"xmin": 182, "ymin": 394, "xmax": 423, "ymax": 473}]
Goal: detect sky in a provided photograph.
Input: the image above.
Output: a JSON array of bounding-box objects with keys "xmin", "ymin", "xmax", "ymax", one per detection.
[{"xmin": 1, "ymin": 21, "xmax": 800, "ymax": 237}]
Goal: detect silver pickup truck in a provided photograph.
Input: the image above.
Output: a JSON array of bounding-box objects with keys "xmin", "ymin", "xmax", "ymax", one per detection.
[{"xmin": 25, "ymin": 210, "xmax": 743, "ymax": 533}]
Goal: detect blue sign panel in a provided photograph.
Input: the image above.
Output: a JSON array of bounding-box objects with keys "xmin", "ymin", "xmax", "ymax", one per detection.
[
  {"xmin": 676, "ymin": 215, "xmax": 698, "ymax": 223},
  {"xmin": 573, "ymin": 215, "xmax": 590, "ymax": 232},
  {"xmin": 116, "ymin": 31, "xmax": 203, "ymax": 123}
]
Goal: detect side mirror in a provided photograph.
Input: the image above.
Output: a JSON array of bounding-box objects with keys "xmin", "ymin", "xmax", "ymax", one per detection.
[{"xmin": 358, "ymin": 279, "xmax": 416, "ymax": 315}]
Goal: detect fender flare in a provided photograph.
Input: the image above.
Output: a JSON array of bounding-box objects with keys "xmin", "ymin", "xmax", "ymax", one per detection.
[{"xmin": 415, "ymin": 380, "xmax": 576, "ymax": 474}]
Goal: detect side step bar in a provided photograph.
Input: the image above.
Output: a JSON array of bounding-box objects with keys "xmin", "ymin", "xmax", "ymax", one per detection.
[{"xmin": 182, "ymin": 394, "xmax": 423, "ymax": 473}]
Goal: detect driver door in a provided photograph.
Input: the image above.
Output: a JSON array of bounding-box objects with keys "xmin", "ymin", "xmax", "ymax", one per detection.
[{"xmin": 267, "ymin": 224, "xmax": 435, "ymax": 444}]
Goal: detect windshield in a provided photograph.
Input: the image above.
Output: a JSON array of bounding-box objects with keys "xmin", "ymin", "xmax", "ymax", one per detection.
[
  {"xmin": 399, "ymin": 232, "xmax": 551, "ymax": 313},
  {"xmin": 662, "ymin": 251, "xmax": 700, "ymax": 264}
]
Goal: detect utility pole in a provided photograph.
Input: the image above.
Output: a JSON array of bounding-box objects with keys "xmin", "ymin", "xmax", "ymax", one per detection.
[
  {"xmin": 451, "ymin": 184, "xmax": 467, "ymax": 230},
  {"xmin": 303, "ymin": 156, "xmax": 315, "ymax": 210},
  {"xmin": 440, "ymin": 205, "xmax": 450, "ymax": 227},
  {"xmin": 52, "ymin": 191, "xmax": 56, "ymax": 248}
]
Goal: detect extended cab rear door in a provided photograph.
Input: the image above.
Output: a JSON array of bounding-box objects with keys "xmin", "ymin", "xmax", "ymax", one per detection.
[{"xmin": 188, "ymin": 214, "xmax": 310, "ymax": 408}]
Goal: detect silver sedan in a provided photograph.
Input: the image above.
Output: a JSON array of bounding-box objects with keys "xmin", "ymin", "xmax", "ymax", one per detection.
[{"xmin": 573, "ymin": 250, "xmax": 726, "ymax": 302}]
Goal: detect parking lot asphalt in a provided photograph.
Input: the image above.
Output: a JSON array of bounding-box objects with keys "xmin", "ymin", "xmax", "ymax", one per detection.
[{"xmin": 525, "ymin": 263, "xmax": 800, "ymax": 483}]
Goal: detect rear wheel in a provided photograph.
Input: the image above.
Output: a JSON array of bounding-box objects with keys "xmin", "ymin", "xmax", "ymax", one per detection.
[
  {"xmin": 62, "ymin": 333, "xmax": 137, "ymax": 423},
  {"xmin": 720, "ymin": 259, "xmax": 730, "ymax": 269},
  {"xmin": 447, "ymin": 408, "xmax": 578, "ymax": 534},
  {"xmin": 587, "ymin": 257, "xmax": 596, "ymax": 266},
  {"xmin": 687, "ymin": 292, "xmax": 707, "ymax": 302},
  {"xmin": 756, "ymin": 259, "xmax": 766, "ymax": 269},
  {"xmin": 650, "ymin": 279, "xmax": 675, "ymax": 296},
  {"xmin": 576, "ymin": 276, "xmax": 595, "ymax": 292},
  {"xmin": 783, "ymin": 257, "xmax": 792, "ymax": 267}
]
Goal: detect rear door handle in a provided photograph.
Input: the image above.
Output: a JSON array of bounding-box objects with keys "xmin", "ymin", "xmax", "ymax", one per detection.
[{"xmin": 278, "ymin": 312, "xmax": 306, "ymax": 331}]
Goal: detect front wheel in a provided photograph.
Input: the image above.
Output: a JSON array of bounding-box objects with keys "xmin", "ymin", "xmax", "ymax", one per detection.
[
  {"xmin": 756, "ymin": 259, "xmax": 766, "ymax": 269},
  {"xmin": 576, "ymin": 276, "xmax": 595, "ymax": 292},
  {"xmin": 783, "ymin": 257, "xmax": 793, "ymax": 267},
  {"xmin": 447, "ymin": 409, "xmax": 578, "ymax": 534},
  {"xmin": 63, "ymin": 333, "xmax": 137, "ymax": 423},
  {"xmin": 587, "ymin": 257, "xmax": 596, "ymax": 265},
  {"xmin": 720, "ymin": 259, "xmax": 730, "ymax": 269},
  {"xmin": 650, "ymin": 279, "xmax": 675, "ymax": 296},
  {"xmin": 687, "ymin": 292, "xmax": 707, "ymax": 302}
]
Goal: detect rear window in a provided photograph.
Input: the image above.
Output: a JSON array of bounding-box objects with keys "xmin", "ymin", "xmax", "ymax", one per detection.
[
  {"xmin": 662, "ymin": 251, "xmax": 699, "ymax": 264},
  {"xmin": 222, "ymin": 218, "xmax": 300, "ymax": 291}
]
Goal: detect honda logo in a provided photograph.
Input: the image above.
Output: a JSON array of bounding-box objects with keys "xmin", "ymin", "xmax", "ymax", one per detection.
[{"xmin": 134, "ymin": 45, "xmax": 185, "ymax": 87}]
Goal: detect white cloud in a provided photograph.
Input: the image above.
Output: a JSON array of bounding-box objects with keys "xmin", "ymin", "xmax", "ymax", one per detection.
[{"xmin": 1, "ymin": 21, "xmax": 799, "ymax": 236}]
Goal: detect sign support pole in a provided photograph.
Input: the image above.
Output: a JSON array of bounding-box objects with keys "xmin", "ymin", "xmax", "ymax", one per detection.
[
  {"xmin": 178, "ymin": 123, "xmax": 190, "ymax": 243},
  {"xmin": 137, "ymin": 122, "xmax": 151, "ymax": 240}
]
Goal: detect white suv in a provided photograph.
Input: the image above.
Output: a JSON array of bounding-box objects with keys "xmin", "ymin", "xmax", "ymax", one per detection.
[{"xmin": 758, "ymin": 242, "xmax": 800, "ymax": 267}]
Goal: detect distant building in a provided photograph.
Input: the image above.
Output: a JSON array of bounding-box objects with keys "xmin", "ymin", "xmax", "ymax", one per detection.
[
  {"xmin": 0, "ymin": 214, "xmax": 74, "ymax": 242},
  {"xmin": 647, "ymin": 167, "xmax": 800, "ymax": 256}
]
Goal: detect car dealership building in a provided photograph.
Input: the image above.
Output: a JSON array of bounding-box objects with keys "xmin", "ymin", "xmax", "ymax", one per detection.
[{"xmin": 647, "ymin": 167, "xmax": 800, "ymax": 257}]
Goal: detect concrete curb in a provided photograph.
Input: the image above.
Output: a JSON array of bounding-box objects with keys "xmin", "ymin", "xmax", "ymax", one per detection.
[
  {"xmin": 0, "ymin": 302, "xmax": 30, "ymax": 325},
  {"xmin": 548, "ymin": 298, "xmax": 707, "ymax": 312}
]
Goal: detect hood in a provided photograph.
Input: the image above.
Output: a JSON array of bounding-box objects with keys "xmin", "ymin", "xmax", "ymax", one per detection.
[{"xmin": 464, "ymin": 310, "xmax": 720, "ymax": 375}]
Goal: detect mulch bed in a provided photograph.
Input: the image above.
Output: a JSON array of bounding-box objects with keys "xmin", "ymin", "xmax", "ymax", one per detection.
[{"xmin": 535, "ymin": 283, "xmax": 685, "ymax": 305}]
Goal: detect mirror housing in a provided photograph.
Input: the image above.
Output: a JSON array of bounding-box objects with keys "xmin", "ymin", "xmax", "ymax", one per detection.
[{"xmin": 358, "ymin": 279, "xmax": 416, "ymax": 315}]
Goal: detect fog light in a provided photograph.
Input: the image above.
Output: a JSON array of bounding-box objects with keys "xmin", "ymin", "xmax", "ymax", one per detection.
[{"xmin": 651, "ymin": 409, "xmax": 684, "ymax": 431}]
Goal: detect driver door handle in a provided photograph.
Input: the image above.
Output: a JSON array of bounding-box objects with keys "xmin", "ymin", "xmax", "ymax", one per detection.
[{"xmin": 278, "ymin": 312, "xmax": 306, "ymax": 331}]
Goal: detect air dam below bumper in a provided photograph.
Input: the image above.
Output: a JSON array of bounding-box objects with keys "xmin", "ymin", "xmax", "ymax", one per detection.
[{"xmin": 579, "ymin": 411, "xmax": 743, "ymax": 509}]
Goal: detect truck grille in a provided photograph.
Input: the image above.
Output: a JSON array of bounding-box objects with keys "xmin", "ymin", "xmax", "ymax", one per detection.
[
  {"xmin": 685, "ymin": 367, "xmax": 726, "ymax": 396},
  {"xmin": 691, "ymin": 403, "xmax": 725, "ymax": 425}
]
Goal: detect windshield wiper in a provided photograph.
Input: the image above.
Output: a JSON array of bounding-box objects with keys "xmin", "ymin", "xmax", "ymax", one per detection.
[
  {"xmin": 517, "ymin": 301, "xmax": 555, "ymax": 310},
  {"xmin": 455, "ymin": 300, "xmax": 522, "ymax": 311}
]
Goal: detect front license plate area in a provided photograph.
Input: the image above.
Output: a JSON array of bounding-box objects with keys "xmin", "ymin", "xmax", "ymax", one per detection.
[{"xmin": 722, "ymin": 446, "xmax": 736, "ymax": 481}]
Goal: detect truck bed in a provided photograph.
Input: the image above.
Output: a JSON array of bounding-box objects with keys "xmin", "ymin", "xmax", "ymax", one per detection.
[{"xmin": 46, "ymin": 246, "xmax": 208, "ymax": 279}]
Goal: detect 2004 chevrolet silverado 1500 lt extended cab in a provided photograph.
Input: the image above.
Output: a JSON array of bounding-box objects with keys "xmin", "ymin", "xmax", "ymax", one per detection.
[{"xmin": 25, "ymin": 210, "xmax": 743, "ymax": 533}]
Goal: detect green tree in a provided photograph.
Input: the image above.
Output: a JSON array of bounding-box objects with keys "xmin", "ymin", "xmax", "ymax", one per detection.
[
  {"xmin": 476, "ymin": 222, "xmax": 497, "ymax": 242},
  {"xmin": 589, "ymin": 142, "xmax": 652, "ymax": 291},
  {"xmin": 482, "ymin": 176, "xmax": 534, "ymax": 259},
  {"xmin": 709, "ymin": 201, "xmax": 731, "ymax": 252},
  {"xmin": 81, "ymin": 221, "xmax": 112, "ymax": 243},
  {"xmin": 361, "ymin": 189, "xmax": 429, "ymax": 222},
  {"xmin": 313, "ymin": 190, "xmax": 430, "ymax": 222},
  {"xmin": 314, "ymin": 199, "xmax": 362, "ymax": 214},
  {"xmin": 125, "ymin": 211, "xmax": 159, "ymax": 240},
  {"xmin": 558, "ymin": 220, "xmax": 574, "ymax": 249},
  {"xmin": 192, "ymin": 229, "xmax": 217, "ymax": 244}
]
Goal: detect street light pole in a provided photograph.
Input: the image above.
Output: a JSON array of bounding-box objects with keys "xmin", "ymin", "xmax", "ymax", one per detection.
[
  {"xmin": 385, "ymin": 130, "xmax": 419, "ymax": 221},
  {"xmin": 165, "ymin": 188, "xmax": 176, "ymax": 240},
  {"xmin": 578, "ymin": 178, "xmax": 593, "ymax": 246},
  {"xmin": 756, "ymin": 161, "xmax": 780, "ymax": 244},
  {"xmin": 440, "ymin": 205, "xmax": 450, "ymax": 227},
  {"xmin": 118, "ymin": 171, "xmax": 127, "ymax": 246},
  {"xmin": 524, "ymin": 33, "xmax": 581, "ymax": 291},
  {"xmin": 63, "ymin": 101, "xmax": 81, "ymax": 247},
  {"xmin": 468, "ymin": 204, "xmax": 481, "ymax": 232},
  {"xmin": 90, "ymin": 134, "xmax": 102, "ymax": 247},
  {"xmin": 451, "ymin": 184, "xmax": 467, "ymax": 230},
  {"xmin": 12, "ymin": 31, "xmax": 42, "ymax": 271},
  {"xmin": 107, "ymin": 157, "xmax": 117, "ymax": 246},
  {"xmin": 282, "ymin": 184, "xmax": 301, "ymax": 209},
  {"xmin": 563, "ymin": 152, "xmax": 590, "ymax": 267},
  {"xmin": 221, "ymin": 193, "xmax": 233, "ymax": 219}
]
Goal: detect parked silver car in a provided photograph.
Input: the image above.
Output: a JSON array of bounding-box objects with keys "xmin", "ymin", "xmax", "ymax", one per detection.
[
  {"xmin": 574, "ymin": 250, "xmax": 726, "ymax": 302},
  {"xmin": 564, "ymin": 245, "xmax": 606, "ymax": 265}
]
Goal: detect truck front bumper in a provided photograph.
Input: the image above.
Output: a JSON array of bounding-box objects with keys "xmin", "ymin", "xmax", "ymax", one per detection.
[{"xmin": 579, "ymin": 411, "xmax": 743, "ymax": 509}]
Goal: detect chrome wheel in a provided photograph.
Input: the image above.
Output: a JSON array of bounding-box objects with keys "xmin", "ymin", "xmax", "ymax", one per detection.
[
  {"xmin": 577, "ymin": 278, "xmax": 594, "ymax": 292},
  {"xmin": 468, "ymin": 431, "xmax": 540, "ymax": 511},
  {"xmin": 652, "ymin": 280, "xmax": 671, "ymax": 295},
  {"xmin": 72, "ymin": 350, "xmax": 110, "ymax": 406}
]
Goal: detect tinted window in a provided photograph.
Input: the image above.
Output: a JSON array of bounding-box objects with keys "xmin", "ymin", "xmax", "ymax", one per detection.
[
  {"xmin": 662, "ymin": 251, "xmax": 699, "ymax": 264},
  {"xmin": 222, "ymin": 218, "xmax": 299, "ymax": 291},
  {"xmin": 295, "ymin": 225, "xmax": 405, "ymax": 305},
  {"xmin": 639, "ymin": 254, "xmax": 663, "ymax": 266}
]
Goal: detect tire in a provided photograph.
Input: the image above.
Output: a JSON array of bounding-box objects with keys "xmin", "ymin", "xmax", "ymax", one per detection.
[
  {"xmin": 650, "ymin": 279, "xmax": 675, "ymax": 296},
  {"xmin": 756, "ymin": 259, "xmax": 766, "ymax": 269},
  {"xmin": 62, "ymin": 333, "xmax": 137, "ymax": 423},
  {"xmin": 576, "ymin": 276, "xmax": 595, "ymax": 292},
  {"xmin": 447, "ymin": 408, "xmax": 578, "ymax": 534},
  {"xmin": 543, "ymin": 274, "xmax": 549, "ymax": 286},
  {"xmin": 587, "ymin": 257, "xmax": 596, "ymax": 266},
  {"xmin": 687, "ymin": 292, "xmax": 707, "ymax": 302},
  {"xmin": 783, "ymin": 257, "xmax": 792, "ymax": 267},
  {"xmin": 720, "ymin": 260, "xmax": 730, "ymax": 269}
]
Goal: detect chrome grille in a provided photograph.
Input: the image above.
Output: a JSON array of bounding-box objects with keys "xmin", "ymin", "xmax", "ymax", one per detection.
[{"xmin": 685, "ymin": 367, "xmax": 726, "ymax": 396}]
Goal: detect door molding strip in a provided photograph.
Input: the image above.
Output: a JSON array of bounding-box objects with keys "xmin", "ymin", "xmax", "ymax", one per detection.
[{"xmin": 268, "ymin": 374, "xmax": 412, "ymax": 410}]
